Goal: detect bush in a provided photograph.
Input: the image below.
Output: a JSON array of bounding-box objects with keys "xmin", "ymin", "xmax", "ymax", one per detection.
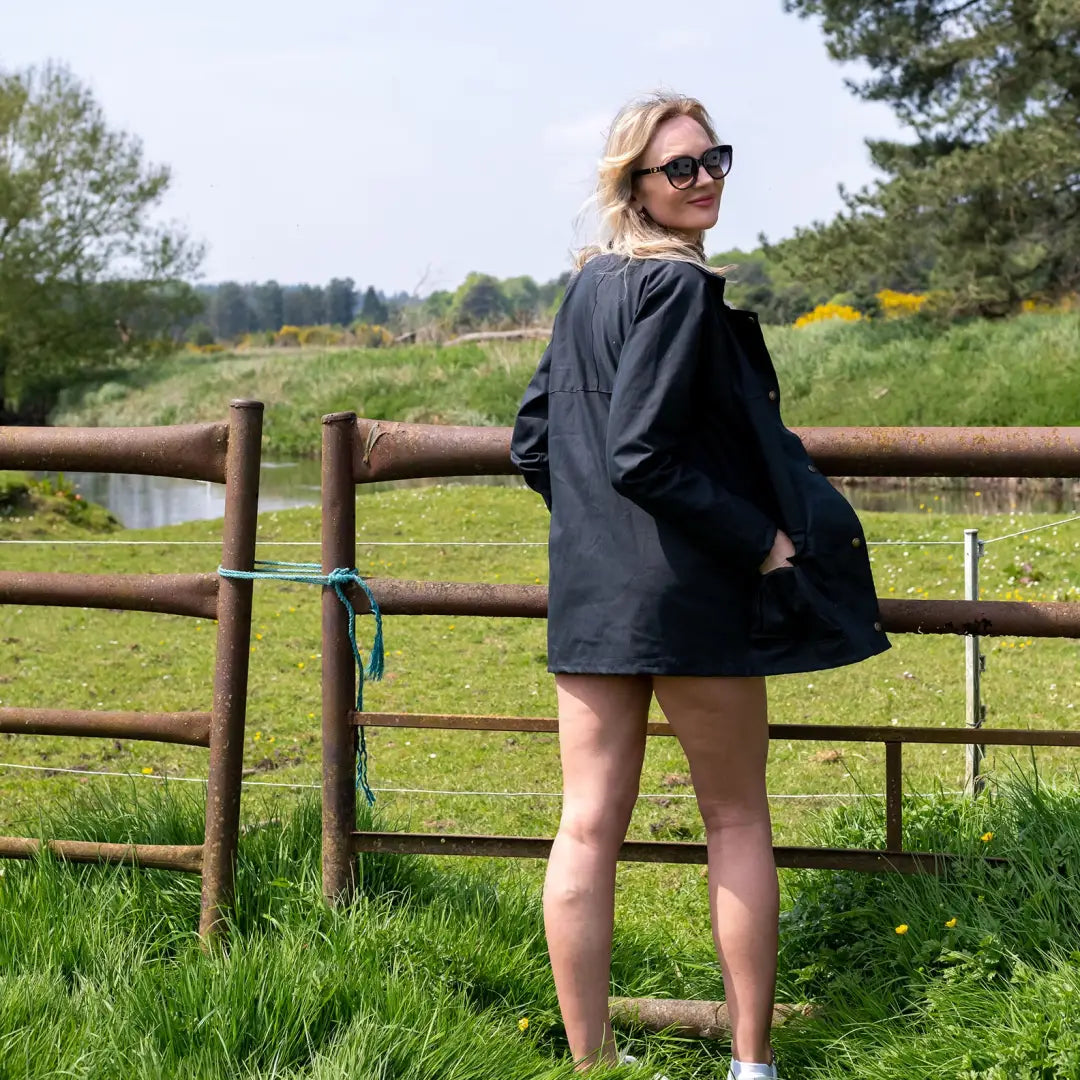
[
  {"xmin": 793, "ymin": 302, "xmax": 864, "ymax": 328},
  {"xmin": 186, "ymin": 323, "xmax": 215, "ymax": 347},
  {"xmin": 275, "ymin": 325, "xmax": 302, "ymax": 347},
  {"xmin": 350, "ymin": 321, "xmax": 394, "ymax": 348}
]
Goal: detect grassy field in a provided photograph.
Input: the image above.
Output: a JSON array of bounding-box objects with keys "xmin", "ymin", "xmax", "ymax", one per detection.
[
  {"xmin": 3, "ymin": 777, "xmax": 1080, "ymax": 1079},
  {"xmin": 49, "ymin": 310, "xmax": 1080, "ymax": 459},
  {"xmin": 2, "ymin": 483, "xmax": 1080, "ymax": 1077}
]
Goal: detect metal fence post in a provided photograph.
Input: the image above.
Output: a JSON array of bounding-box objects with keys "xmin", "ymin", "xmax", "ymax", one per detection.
[
  {"xmin": 964, "ymin": 528, "xmax": 987, "ymax": 796},
  {"xmin": 200, "ymin": 399, "xmax": 263, "ymax": 939},
  {"xmin": 321, "ymin": 412, "xmax": 358, "ymax": 905}
]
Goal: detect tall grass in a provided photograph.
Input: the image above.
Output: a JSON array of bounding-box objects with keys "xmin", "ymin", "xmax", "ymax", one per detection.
[
  {"xmin": 49, "ymin": 311, "xmax": 1080, "ymax": 458},
  {"xmin": 4, "ymin": 769, "xmax": 1080, "ymax": 1078}
]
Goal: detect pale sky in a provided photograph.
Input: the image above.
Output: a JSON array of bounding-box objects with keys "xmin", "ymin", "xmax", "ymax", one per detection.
[{"xmin": 4, "ymin": 1, "xmax": 904, "ymax": 295}]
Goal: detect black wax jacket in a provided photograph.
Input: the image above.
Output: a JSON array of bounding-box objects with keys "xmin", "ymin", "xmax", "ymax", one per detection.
[{"xmin": 510, "ymin": 253, "xmax": 891, "ymax": 676}]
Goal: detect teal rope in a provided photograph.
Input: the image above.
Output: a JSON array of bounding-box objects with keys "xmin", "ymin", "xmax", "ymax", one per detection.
[{"xmin": 217, "ymin": 560, "xmax": 384, "ymax": 805}]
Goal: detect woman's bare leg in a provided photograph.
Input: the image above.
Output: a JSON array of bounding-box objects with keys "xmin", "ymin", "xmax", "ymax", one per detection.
[
  {"xmin": 545, "ymin": 673, "xmax": 652, "ymax": 1071},
  {"xmin": 651, "ymin": 675, "xmax": 777, "ymax": 1066}
]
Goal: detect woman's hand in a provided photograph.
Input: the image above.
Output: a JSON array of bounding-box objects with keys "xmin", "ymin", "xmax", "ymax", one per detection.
[{"xmin": 758, "ymin": 528, "xmax": 796, "ymax": 574}]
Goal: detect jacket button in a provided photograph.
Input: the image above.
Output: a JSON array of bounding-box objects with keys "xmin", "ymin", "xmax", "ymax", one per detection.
[
  {"xmin": 851, "ymin": 537, "xmax": 862, "ymax": 548},
  {"xmin": 807, "ymin": 464, "xmax": 818, "ymax": 473},
  {"xmin": 768, "ymin": 389, "xmax": 778, "ymax": 401},
  {"xmin": 873, "ymin": 621, "xmax": 882, "ymax": 632}
]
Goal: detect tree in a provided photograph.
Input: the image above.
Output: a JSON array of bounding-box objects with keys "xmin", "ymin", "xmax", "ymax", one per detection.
[
  {"xmin": 0, "ymin": 62, "xmax": 203, "ymax": 418},
  {"xmin": 325, "ymin": 277, "xmax": 356, "ymax": 326},
  {"xmin": 502, "ymin": 275, "xmax": 540, "ymax": 325},
  {"xmin": 779, "ymin": 1, "xmax": 1080, "ymax": 314},
  {"xmin": 209, "ymin": 281, "xmax": 253, "ymax": 339},
  {"xmin": 251, "ymin": 280, "xmax": 284, "ymax": 332},
  {"xmin": 359, "ymin": 286, "xmax": 389, "ymax": 325},
  {"xmin": 447, "ymin": 273, "xmax": 507, "ymax": 329},
  {"xmin": 708, "ymin": 247, "xmax": 825, "ymax": 324},
  {"xmin": 282, "ymin": 284, "xmax": 325, "ymax": 326}
]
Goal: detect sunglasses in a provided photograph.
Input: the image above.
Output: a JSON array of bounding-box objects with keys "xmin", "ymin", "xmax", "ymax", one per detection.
[{"xmin": 631, "ymin": 144, "xmax": 733, "ymax": 189}]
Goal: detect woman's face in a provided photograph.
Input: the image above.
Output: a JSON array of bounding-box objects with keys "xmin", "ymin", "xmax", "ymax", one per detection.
[{"xmin": 630, "ymin": 114, "xmax": 724, "ymax": 237}]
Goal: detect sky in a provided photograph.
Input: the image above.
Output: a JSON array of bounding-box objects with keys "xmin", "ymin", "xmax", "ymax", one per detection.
[{"xmin": 4, "ymin": 0, "xmax": 906, "ymax": 296}]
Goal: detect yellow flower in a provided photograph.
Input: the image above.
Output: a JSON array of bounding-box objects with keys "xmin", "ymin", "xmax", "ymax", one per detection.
[
  {"xmin": 981, "ymin": 831, "xmax": 994, "ymax": 843},
  {"xmin": 895, "ymin": 923, "xmax": 909, "ymax": 935},
  {"xmin": 945, "ymin": 917, "xmax": 958, "ymax": 928},
  {"xmin": 255, "ymin": 633, "xmax": 263, "ymax": 640},
  {"xmin": 254, "ymin": 731, "xmax": 262, "ymax": 741},
  {"xmin": 141, "ymin": 766, "xmax": 154, "ymax": 775},
  {"xmin": 794, "ymin": 302, "xmax": 863, "ymax": 328},
  {"xmin": 308, "ymin": 712, "xmax": 315, "ymax": 720},
  {"xmin": 298, "ymin": 661, "xmax": 305, "ymax": 669},
  {"xmin": 518, "ymin": 1017, "xmax": 529, "ymax": 1032},
  {"xmin": 876, "ymin": 289, "xmax": 928, "ymax": 319}
]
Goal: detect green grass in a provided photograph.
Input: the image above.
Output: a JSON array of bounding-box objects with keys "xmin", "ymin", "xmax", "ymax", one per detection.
[
  {"xmin": 48, "ymin": 310, "xmax": 1080, "ymax": 458},
  {"xmin": 2, "ymin": 485, "xmax": 1080, "ymax": 1077},
  {"xmin": 3, "ymin": 769, "xmax": 1080, "ymax": 1077}
]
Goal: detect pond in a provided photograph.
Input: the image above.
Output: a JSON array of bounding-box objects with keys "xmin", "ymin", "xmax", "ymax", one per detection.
[{"xmin": 42, "ymin": 463, "xmax": 1078, "ymax": 530}]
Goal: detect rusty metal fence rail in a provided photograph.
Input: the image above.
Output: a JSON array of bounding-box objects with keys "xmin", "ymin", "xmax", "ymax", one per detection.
[
  {"xmin": 0, "ymin": 400, "xmax": 262, "ymax": 938},
  {"xmin": 320, "ymin": 414, "xmax": 1080, "ymax": 902}
]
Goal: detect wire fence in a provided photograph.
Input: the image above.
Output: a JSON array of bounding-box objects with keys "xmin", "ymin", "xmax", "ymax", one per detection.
[
  {"xmin": 2, "ymin": 511, "xmax": 1079, "ymax": 551},
  {"xmin": 1, "ymin": 510, "xmax": 1074, "ymax": 816},
  {"xmin": 0, "ymin": 760, "xmax": 968, "ymax": 802}
]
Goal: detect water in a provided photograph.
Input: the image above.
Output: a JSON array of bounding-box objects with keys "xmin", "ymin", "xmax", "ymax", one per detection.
[
  {"xmin": 41, "ymin": 464, "xmax": 1078, "ymax": 530},
  {"xmin": 44, "ymin": 464, "xmax": 522, "ymax": 530}
]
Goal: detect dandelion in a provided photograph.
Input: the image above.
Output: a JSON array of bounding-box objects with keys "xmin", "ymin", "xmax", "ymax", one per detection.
[
  {"xmin": 895, "ymin": 924, "xmax": 909, "ymax": 935},
  {"xmin": 518, "ymin": 1018, "xmax": 529, "ymax": 1032},
  {"xmin": 255, "ymin": 633, "xmax": 263, "ymax": 641},
  {"xmin": 254, "ymin": 731, "xmax": 262, "ymax": 742},
  {"xmin": 308, "ymin": 712, "xmax": 315, "ymax": 720},
  {"xmin": 298, "ymin": 661, "xmax": 305, "ymax": 669},
  {"xmin": 141, "ymin": 766, "xmax": 154, "ymax": 775},
  {"xmin": 981, "ymin": 831, "xmax": 994, "ymax": 842},
  {"xmin": 945, "ymin": 917, "xmax": 958, "ymax": 928}
]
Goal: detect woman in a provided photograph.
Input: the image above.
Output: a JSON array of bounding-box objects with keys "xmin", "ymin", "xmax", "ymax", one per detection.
[{"xmin": 510, "ymin": 92, "xmax": 890, "ymax": 1078}]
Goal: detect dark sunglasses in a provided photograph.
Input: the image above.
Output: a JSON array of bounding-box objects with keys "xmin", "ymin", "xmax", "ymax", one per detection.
[{"xmin": 631, "ymin": 144, "xmax": 733, "ymax": 189}]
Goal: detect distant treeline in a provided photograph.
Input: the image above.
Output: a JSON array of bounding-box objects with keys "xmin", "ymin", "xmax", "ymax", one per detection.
[{"xmin": 191, "ymin": 271, "xmax": 572, "ymax": 344}]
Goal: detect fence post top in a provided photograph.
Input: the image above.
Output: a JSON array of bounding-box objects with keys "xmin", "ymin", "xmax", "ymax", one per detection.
[
  {"xmin": 228, "ymin": 399, "xmax": 264, "ymax": 411},
  {"xmin": 322, "ymin": 411, "xmax": 358, "ymax": 426}
]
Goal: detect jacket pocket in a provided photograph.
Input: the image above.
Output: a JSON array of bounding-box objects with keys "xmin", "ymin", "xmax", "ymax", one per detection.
[{"xmin": 750, "ymin": 564, "xmax": 844, "ymax": 642}]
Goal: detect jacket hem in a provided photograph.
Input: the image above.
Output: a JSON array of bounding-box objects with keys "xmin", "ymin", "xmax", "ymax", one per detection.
[{"xmin": 547, "ymin": 637, "xmax": 892, "ymax": 677}]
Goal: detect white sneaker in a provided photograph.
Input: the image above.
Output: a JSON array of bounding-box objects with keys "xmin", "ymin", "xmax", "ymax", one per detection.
[
  {"xmin": 617, "ymin": 1050, "xmax": 671, "ymax": 1080},
  {"xmin": 726, "ymin": 1057, "xmax": 778, "ymax": 1079}
]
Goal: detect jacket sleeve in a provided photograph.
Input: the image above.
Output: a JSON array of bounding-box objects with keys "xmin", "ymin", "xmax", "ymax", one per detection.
[
  {"xmin": 510, "ymin": 341, "xmax": 553, "ymax": 511},
  {"xmin": 605, "ymin": 262, "xmax": 778, "ymax": 571}
]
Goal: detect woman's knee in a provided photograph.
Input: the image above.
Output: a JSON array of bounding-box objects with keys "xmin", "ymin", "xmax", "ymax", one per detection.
[
  {"xmin": 696, "ymin": 794, "xmax": 772, "ymax": 835},
  {"xmin": 557, "ymin": 801, "xmax": 633, "ymax": 852}
]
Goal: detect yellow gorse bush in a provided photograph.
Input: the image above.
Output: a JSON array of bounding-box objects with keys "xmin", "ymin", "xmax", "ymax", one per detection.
[
  {"xmin": 876, "ymin": 289, "xmax": 928, "ymax": 318},
  {"xmin": 793, "ymin": 302, "xmax": 863, "ymax": 329}
]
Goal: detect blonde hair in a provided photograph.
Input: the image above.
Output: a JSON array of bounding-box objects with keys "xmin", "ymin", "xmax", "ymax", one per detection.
[{"xmin": 573, "ymin": 90, "xmax": 724, "ymax": 272}]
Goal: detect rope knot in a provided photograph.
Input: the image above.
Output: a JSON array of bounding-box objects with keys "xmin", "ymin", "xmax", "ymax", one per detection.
[{"xmin": 217, "ymin": 559, "xmax": 383, "ymax": 805}]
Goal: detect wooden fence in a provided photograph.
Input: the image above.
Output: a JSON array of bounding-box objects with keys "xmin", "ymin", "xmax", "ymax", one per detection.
[
  {"xmin": 0, "ymin": 400, "xmax": 262, "ymax": 938},
  {"xmin": 319, "ymin": 415, "xmax": 1080, "ymax": 902}
]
